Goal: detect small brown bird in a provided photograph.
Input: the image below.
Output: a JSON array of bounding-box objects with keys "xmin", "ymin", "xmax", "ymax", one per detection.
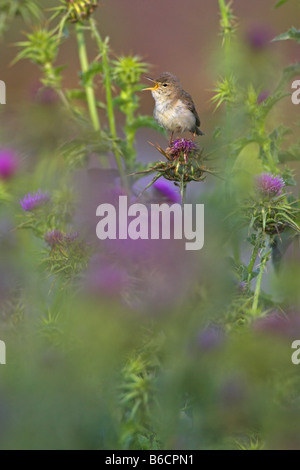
[{"xmin": 143, "ymin": 72, "xmax": 204, "ymax": 143}]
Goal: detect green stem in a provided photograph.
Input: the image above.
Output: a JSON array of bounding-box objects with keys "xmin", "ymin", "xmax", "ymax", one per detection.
[
  {"xmin": 125, "ymin": 100, "xmax": 137, "ymax": 169},
  {"xmin": 75, "ymin": 22, "xmax": 101, "ymax": 132},
  {"xmin": 251, "ymin": 244, "xmax": 268, "ymax": 314},
  {"xmin": 247, "ymin": 241, "xmax": 260, "ymax": 287},
  {"xmin": 89, "ymin": 19, "xmax": 127, "ymax": 187},
  {"xmin": 218, "ymin": 0, "xmax": 234, "ymax": 177},
  {"xmin": 218, "ymin": 0, "xmax": 231, "ymax": 64},
  {"xmin": 180, "ymin": 179, "xmax": 187, "ymax": 207},
  {"xmin": 263, "ymin": 139, "xmax": 277, "ymax": 173}
]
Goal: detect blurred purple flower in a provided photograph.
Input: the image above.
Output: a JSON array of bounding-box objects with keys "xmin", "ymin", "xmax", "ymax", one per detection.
[
  {"xmin": 256, "ymin": 173, "xmax": 285, "ymax": 197},
  {"xmin": 20, "ymin": 190, "xmax": 50, "ymax": 211},
  {"xmin": 220, "ymin": 376, "xmax": 247, "ymax": 407},
  {"xmin": 86, "ymin": 256, "xmax": 129, "ymax": 298},
  {"xmin": 196, "ymin": 325, "xmax": 226, "ymax": 352},
  {"xmin": 152, "ymin": 179, "xmax": 181, "ymax": 204},
  {"xmin": 44, "ymin": 230, "xmax": 64, "ymax": 247},
  {"xmin": 254, "ymin": 311, "xmax": 300, "ymax": 339},
  {"xmin": 0, "ymin": 149, "xmax": 18, "ymax": 180},
  {"xmin": 246, "ymin": 25, "xmax": 273, "ymax": 50},
  {"xmin": 32, "ymin": 85, "xmax": 58, "ymax": 105},
  {"xmin": 45, "ymin": 230, "xmax": 79, "ymax": 247},
  {"xmin": 238, "ymin": 281, "xmax": 247, "ymax": 294},
  {"xmin": 65, "ymin": 231, "xmax": 79, "ymax": 243},
  {"xmin": 257, "ymin": 90, "xmax": 269, "ymax": 104}
]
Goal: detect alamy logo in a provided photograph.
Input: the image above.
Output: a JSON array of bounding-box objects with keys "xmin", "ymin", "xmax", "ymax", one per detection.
[
  {"xmin": 0, "ymin": 340, "xmax": 6, "ymax": 365},
  {"xmin": 291, "ymin": 340, "xmax": 300, "ymax": 365},
  {"xmin": 291, "ymin": 80, "xmax": 300, "ymax": 105},
  {"xmin": 0, "ymin": 80, "xmax": 6, "ymax": 104},
  {"xmin": 96, "ymin": 196, "xmax": 204, "ymax": 251}
]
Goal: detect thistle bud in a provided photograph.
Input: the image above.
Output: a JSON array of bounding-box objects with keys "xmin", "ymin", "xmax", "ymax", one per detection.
[
  {"xmin": 64, "ymin": 0, "xmax": 99, "ymax": 23},
  {"xmin": 158, "ymin": 139, "xmax": 206, "ymax": 184}
]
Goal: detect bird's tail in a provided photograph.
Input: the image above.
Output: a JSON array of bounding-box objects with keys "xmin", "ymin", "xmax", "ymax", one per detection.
[{"xmin": 196, "ymin": 127, "xmax": 205, "ymax": 136}]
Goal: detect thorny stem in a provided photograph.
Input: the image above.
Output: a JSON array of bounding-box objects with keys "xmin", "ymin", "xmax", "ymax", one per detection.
[
  {"xmin": 251, "ymin": 241, "xmax": 269, "ymax": 314},
  {"xmin": 180, "ymin": 179, "xmax": 187, "ymax": 207},
  {"xmin": 218, "ymin": 0, "xmax": 234, "ymax": 176},
  {"xmin": 263, "ymin": 139, "xmax": 278, "ymax": 174},
  {"xmin": 247, "ymin": 240, "xmax": 260, "ymax": 287},
  {"xmin": 75, "ymin": 22, "xmax": 101, "ymax": 132},
  {"xmin": 89, "ymin": 18, "xmax": 127, "ymax": 188},
  {"xmin": 218, "ymin": 0, "xmax": 231, "ymax": 70}
]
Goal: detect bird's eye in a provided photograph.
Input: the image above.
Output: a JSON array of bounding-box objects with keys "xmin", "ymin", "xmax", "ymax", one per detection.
[{"xmin": 163, "ymin": 83, "xmax": 168, "ymax": 87}]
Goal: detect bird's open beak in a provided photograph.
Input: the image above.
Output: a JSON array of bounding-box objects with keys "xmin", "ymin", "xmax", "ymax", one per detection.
[{"xmin": 142, "ymin": 76, "xmax": 159, "ymax": 91}]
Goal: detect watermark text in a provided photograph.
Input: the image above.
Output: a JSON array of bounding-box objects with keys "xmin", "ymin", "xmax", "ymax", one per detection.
[
  {"xmin": 96, "ymin": 196, "xmax": 204, "ymax": 251},
  {"xmin": 0, "ymin": 80, "xmax": 6, "ymax": 104},
  {"xmin": 0, "ymin": 340, "xmax": 6, "ymax": 365},
  {"xmin": 291, "ymin": 340, "xmax": 300, "ymax": 365},
  {"xmin": 291, "ymin": 80, "xmax": 300, "ymax": 105}
]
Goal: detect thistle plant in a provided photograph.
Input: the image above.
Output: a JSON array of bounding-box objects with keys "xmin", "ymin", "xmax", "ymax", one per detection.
[
  {"xmin": 41, "ymin": 231, "xmax": 88, "ymax": 284},
  {"xmin": 133, "ymin": 139, "xmax": 216, "ymax": 204},
  {"xmin": 212, "ymin": 0, "xmax": 300, "ymax": 317},
  {"xmin": 112, "ymin": 55, "xmax": 156, "ymax": 171},
  {"xmin": 14, "ymin": 28, "xmax": 62, "ymax": 92},
  {"xmin": 12, "ymin": 2, "xmax": 159, "ymax": 182},
  {"xmin": 119, "ymin": 332, "xmax": 163, "ymax": 450},
  {"xmin": 20, "ymin": 190, "xmax": 50, "ymax": 212},
  {"xmin": 55, "ymin": 0, "xmax": 99, "ymax": 24}
]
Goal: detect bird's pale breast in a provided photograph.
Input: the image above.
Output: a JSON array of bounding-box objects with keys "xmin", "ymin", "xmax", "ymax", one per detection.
[{"xmin": 153, "ymin": 98, "xmax": 196, "ymax": 133}]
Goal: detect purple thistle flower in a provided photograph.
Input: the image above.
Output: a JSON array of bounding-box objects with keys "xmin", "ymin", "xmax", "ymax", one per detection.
[
  {"xmin": 20, "ymin": 190, "xmax": 50, "ymax": 211},
  {"xmin": 171, "ymin": 138, "xmax": 197, "ymax": 153},
  {"xmin": 0, "ymin": 149, "xmax": 18, "ymax": 180},
  {"xmin": 167, "ymin": 138, "xmax": 198, "ymax": 161},
  {"xmin": 44, "ymin": 230, "xmax": 64, "ymax": 247},
  {"xmin": 256, "ymin": 173, "xmax": 285, "ymax": 197}
]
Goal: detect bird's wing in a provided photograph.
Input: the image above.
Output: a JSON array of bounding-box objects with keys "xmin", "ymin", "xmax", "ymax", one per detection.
[{"xmin": 182, "ymin": 91, "xmax": 201, "ymax": 127}]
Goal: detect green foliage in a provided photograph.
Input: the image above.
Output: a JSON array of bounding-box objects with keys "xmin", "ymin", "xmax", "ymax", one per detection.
[
  {"xmin": 275, "ymin": 0, "xmax": 291, "ymax": 7},
  {"xmin": 14, "ymin": 28, "xmax": 59, "ymax": 67},
  {"xmin": 273, "ymin": 27, "xmax": 300, "ymax": 43},
  {"xmin": 235, "ymin": 435, "xmax": 265, "ymax": 450},
  {"xmin": 218, "ymin": 0, "xmax": 237, "ymax": 45},
  {"xmin": 112, "ymin": 55, "xmax": 152, "ymax": 169},
  {"xmin": 60, "ymin": 130, "xmax": 115, "ymax": 168},
  {"xmin": 119, "ymin": 332, "xmax": 163, "ymax": 450},
  {"xmin": 211, "ymin": 75, "xmax": 238, "ymax": 110},
  {"xmin": 0, "ymin": 0, "xmax": 42, "ymax": 36},
  {"xmin": 112, "ymin": 56, "xmax": 148, "ymax": 87},
  {"xmin": 41, "ymin": 237, "xmax": 89, "ymax": 285}
]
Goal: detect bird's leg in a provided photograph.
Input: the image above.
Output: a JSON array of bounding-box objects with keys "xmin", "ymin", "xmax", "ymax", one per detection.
[
  {"xmin": 169, "ymin": 132, "xmax": 174, "ymax": 145},
  {"xmin": 192, "ymin": 131, "xmax": 196, "ymax": 142}
]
